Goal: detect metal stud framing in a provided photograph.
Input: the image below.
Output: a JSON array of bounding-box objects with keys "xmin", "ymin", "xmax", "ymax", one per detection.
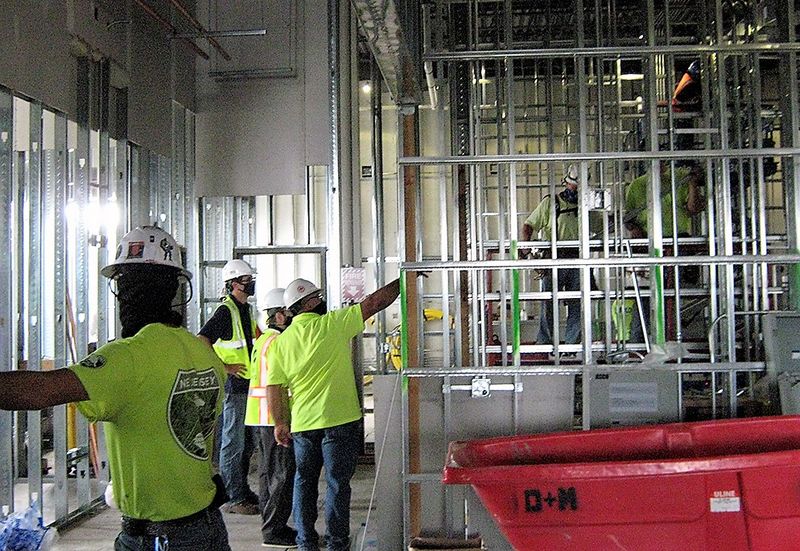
[
  {"xmin": 0, "ymin": 82, "xmax": 198, "ymax": 525},
  {"xmin": 397, "ymin": 0, "xmax": 800, "ymax": 544}
]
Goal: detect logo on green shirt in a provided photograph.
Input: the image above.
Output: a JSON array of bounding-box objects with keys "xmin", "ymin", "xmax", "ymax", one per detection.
[
  {"xmin": 168, "ymin": 368, "xmax": 221, "ymax": 460},
  {"xmin": 79, "ymin": 354, "xmax": 107, "ymax": 369}
]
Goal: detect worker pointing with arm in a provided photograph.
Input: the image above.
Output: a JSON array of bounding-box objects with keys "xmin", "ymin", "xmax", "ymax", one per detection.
[
  {"xmin": 0, "ymin": 226, "xmax": 231, "ymax": 550},
  {"xmin": 266, "ymin": 276, "xmax": 401, "ymax": 551}
]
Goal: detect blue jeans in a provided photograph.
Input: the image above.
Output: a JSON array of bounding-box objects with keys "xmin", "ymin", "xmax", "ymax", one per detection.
[
  {"xmin": 292, "ymin": 420, "xmax": 360, "ymax": 551},
  {"xmin": 219, "ymin": 392, "xmax": 256, "ymax": 503},
  {"xmin": 538, "ymin": 268, "xmax": 581, "ymax": 345},
  {"xmin": 114, "ymin": 508, "xmax": 231, "ymax": 550}
]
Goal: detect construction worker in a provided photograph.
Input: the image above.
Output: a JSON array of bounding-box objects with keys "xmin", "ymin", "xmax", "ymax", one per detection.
[
  {"xmin": 624, "ymin": 162, "xmax": 705, "ymax": 240},
  {"xmin": 0, "ymin": 226, "xmax": 231, "ymax": 550},
  {"xmin": 247, "ymin": 288, "xmax": 297, "ymax": 549},
  {"xmin": 522, "ymin": 163, "xmax": 583, "ymax": 352},
  {"xmin": 266, "ymin": 277, "xmax": 401, "ymax": 551},
  {"xmin": 199, "ymin": 259, "xmax": 259, "ymax": 515}
]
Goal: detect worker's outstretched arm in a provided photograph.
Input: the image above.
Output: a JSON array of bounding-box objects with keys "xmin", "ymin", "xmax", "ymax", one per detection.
[
  {"xmin": 360, "ymin": 278, "xmax": 401, "ymax": 321},
  {"xmin": 267, "ymin": 384, "xmax": 292, "ymax": 447},
  {"xmin": 0, "ymin": 369, "xmax": 89, "ymax": 411}
]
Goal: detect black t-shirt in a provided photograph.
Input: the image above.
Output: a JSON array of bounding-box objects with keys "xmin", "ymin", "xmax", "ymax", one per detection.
[{"xmin": 199, "ymin": 296, "xmax": 254, "ymax": 394}]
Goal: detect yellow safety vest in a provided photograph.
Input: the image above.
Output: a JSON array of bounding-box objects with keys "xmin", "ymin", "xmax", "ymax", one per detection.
[
  {"xmin": 246, "ymin": 328, "xmax": 279, "ymax": 426},
  {"xmin": 211, "ymin": 296, "xmax": 256, "ymax": 371}
]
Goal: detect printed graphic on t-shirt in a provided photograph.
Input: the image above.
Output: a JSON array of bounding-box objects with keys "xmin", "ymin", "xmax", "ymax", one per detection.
[
  {"xmin": 167, "ymin": 368, "xmax": 221, "ymax": 460},
  {"xmin": 79, "ymin": 353, "xmax": 107, "ymax": 369}
]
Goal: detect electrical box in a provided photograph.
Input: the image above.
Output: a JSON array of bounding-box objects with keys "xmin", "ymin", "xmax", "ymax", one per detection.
[
  {"xmin": 764, "ymin": 312, "xmax": 800, "ymax": 376},
  {"xmin": 589, "ymin": 370, "xmax": 680, "ymax": 427},
  {"xmin": 763, "ymin": 312, "xmax": 800, "ymax": 414}
]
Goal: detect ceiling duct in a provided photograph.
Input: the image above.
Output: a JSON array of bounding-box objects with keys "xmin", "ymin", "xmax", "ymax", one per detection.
[{"xmin": 352, "ymin": 0, "xmax": 422, "ymax": 104}]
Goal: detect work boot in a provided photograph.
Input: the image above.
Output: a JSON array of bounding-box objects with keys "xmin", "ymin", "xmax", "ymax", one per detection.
[
  {"xmin": 262, "ymin": 532, "xmax": 298, "ymax": 549},
  {"xmin": 222, "ymin": 500, "xmax": 259, "ymax": 515}
]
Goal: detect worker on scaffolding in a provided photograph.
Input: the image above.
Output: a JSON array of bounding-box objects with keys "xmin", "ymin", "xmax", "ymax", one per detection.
[
  {"xmin": 246, "ymin": 287, "xmax": 297, "ymax": 549},
  {"xmin": 522, "ymin": 163, "xmax": 583, "ymax": 354},
  {"xmin": 0, "ymin": 226, "xmax": 231, "ymax": 549},
  {"xmin": 672, "ymin": 60, "xmax": 702, "ymax": 152},
  {"xmin": 266, "ymin": 277, "xmax": 401, "ymax": 551},
  {"xmin": 624, "ymin": 162, "xmax": 705, "ymax": 342},
  {"xmin": 199, "ymin": 259, "xmax": 261, "ymax": 515}
]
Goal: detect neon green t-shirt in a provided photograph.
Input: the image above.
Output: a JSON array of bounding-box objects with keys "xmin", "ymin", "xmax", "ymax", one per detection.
[
  {"xmin": 524, "ymin": 193, "xmax": 580, "ymax": 241},
  {"xmin": 625, "ymin": 167, "xmax": 694, "ymax": 237},
  {"xmin": 265, "ymin": 305, "xmax": 364, "ymax": 432},
  {"xmin": 69, "ymin": 324, "xmax": 225, "ymax": 521}
]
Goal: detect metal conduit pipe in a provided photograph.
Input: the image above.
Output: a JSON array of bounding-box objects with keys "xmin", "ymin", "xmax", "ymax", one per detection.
[
  {"xmin": 132, "ymin": 0, "xmax": 209, "ymax": 59},
  {"xmin": 168, "ymin": 0, "xmax": 232, "ymax": 60},
  {"xmin": 421, "ymin": 4, "xmax": 438, "ymax": 110}
]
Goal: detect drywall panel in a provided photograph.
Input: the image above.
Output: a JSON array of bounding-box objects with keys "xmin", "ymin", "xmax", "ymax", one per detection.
[
  {"xmin": 128, "ymin": 6, "xmax": 172, "ymax": 157},
  {"xmin": 68, "ymin": 0, "xmax": 129, "ymax": 68},
  {"xmin": 196, "ymin": 79, "xmax": 305, "ymax": 196},
  {"xmin": 195, "ymin": 0, "xmax": 330, "ymax": 197},
  {"xmin": 374, "ymin": 375, "xmax": 403, "ymax": 551},
  {"xmin": 209, "ymin": 0, "xmax": 295, "ymax": 78},
  {"xmin": 304, "ymin": 0, "xmax": 330, "ymax": 165},
  {"xmin": 0, "ymin": 0, "xmax": 77, "ymax": 117}
]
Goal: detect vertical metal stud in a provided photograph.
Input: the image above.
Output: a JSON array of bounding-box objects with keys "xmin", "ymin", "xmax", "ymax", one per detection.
[
  {"xmin": 50, "ymin": 112, "xmax": 68, "ymax": 521},
  {"xmin": 0, "ymin": 88, "xmax": 12, "ymax": 511},
  {"xmin": 26, "ymin": 102, "xmax": 43, "ymax": 505}
]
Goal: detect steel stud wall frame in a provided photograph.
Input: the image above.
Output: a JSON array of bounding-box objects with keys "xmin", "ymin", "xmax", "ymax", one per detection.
[
  {"xmin": 395, "ymin": 0, "xmax": 800, "ymax": 545},
  {"xmin": 0, "ymin": 80, "xmax": 198, "ymax": 527}
]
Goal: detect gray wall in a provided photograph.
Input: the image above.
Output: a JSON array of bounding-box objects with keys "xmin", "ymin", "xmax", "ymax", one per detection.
[
  {"xmin": 194, "ymin": 0, "xmax": 331, "ymax": 197},
  {"xmin": 0, "ymin": 0, "xmax": 196, "ymax": 157}
]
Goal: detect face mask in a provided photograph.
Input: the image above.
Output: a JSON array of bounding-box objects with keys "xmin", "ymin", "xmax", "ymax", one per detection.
[
  {"xmin": 243, "ymin": 280, "xmax": 256, "ymax": 296},
  {"xmin": 561, "ymin": 187, "xmax": 578, "ymax": 204},
  {"xmin": 312, "ymin": 301, "xmax": 328, "ymax": 315}
]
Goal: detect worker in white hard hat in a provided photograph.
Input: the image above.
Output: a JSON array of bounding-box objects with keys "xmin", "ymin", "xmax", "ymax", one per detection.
[
  {"xmin": 522, "ymin": 163, "xmax": 583, "ymax": 354},
  {"xmin": 265, "ymin": 276, "xmax": 402, "ymax": 551},
  {"xmin": 198, "ymin": 258, "xmax": 260, "ymax": 515},
  {"xmin": 0, "ymin": 226, "xmax": 231, "ymax": 549},
  {"xmin": 246, "ymin": 288, "xmax": 297, "ymax": 549}
]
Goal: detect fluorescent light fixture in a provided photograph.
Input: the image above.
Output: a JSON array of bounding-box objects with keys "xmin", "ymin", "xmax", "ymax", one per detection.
[{"xmin": 620, "ymin": 73, "xmax": 644, "ymax": 81}]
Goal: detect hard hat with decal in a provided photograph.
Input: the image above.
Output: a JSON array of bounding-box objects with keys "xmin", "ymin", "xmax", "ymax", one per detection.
[
  {"xmin": 263, "ymin": 287, "xmax": 286, "ymax": 311},
  {"xmin": 101, "ymin": 225, "xmax": 191, "ymax": 279},
  {"xmin": 284, "ymin": 278, "xmax": 321, "ymax": 309},
  {"xmin": 222, "ymin": 259, "xmax": 256, "ymax": 282}
]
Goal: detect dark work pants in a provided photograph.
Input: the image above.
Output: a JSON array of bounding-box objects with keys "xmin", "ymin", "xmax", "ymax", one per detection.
[{"xmin": 258, "ymin": 425, "xmax": 296, "ymax": 541}]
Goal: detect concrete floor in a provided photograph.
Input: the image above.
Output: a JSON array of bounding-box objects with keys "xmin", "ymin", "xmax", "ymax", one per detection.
[{"xmin": 51, "ymin": 463, "xmax": 378, "ymax": 551}]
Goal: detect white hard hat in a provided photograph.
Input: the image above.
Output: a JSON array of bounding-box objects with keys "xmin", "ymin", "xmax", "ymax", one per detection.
[
  {"xmin": 284, "ymin": 278, "xmax": 321, "ymax": 309},
  {"xmin": 222, "ymin": 259, "xmax": 256, "ymax": 282},
  {"xmin": 101, "ymin": 226, "xmax": 191, "ymax": 279},
  {"xmin": 564, "ymin": 164, "xmax": 579, "ymax": 185},
  {"xmin": 263, "ymin": 287, "xmax": 286, "ymax": 311}
]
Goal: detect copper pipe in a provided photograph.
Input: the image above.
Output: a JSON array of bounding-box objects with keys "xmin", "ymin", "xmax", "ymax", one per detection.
[
  {"xmin": 169, "ymin": 0, "xmax": 232, "ymax": 61},
  {"xmin": 132, "ymin": 0, "xmax": 210, "ymax": 60}
]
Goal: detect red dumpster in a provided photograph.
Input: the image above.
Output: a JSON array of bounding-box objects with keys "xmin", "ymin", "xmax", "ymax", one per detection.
[{"xmin": 443, "ymin": 416, "xmax": 800, "ymax": 550}]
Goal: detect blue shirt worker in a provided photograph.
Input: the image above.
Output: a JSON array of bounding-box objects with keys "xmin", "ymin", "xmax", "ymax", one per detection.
[
  {"xmin": 199, "ymin": 259, "xmax": 259, "ymax": 515},
  {"xmin": 247, "ymin": 287, "xmax": 297, "ymax": 549},
  {"xmin": 0, "ymin": 226, "xmax": 231, "ymax": 550},
  {"xmin": 266, "ymin": 277, "xmax": 401, "ymax": 551}
]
